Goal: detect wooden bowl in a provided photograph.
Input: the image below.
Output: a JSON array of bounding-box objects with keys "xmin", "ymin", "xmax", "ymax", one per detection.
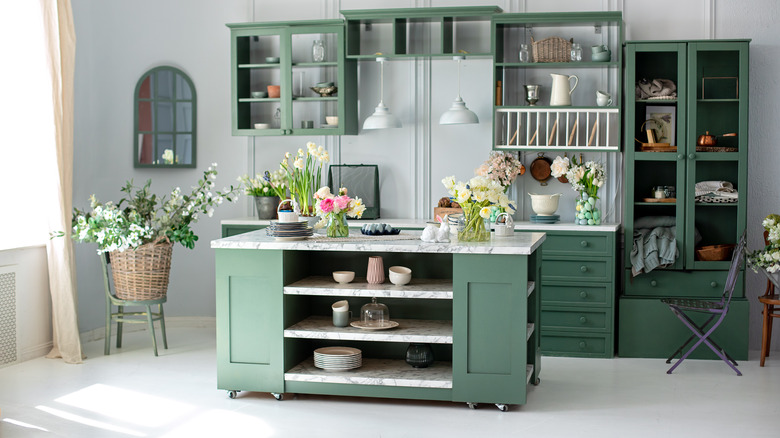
[{"xmin": 695, "ymin": 244, "xmax": 735, "ymax": 261}]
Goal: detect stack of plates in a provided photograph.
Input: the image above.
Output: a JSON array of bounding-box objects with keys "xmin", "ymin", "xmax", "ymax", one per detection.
[
  {"xmin": 530, "ymin": 214, "xmax": 560, "ymax": 224},
  {"xmin": 266, "ymin": 221, "xmax": 314, "ymax": 241},
  {"xmin": 313, "ymin": 346, "xmax": 362, "ymax": 371}
]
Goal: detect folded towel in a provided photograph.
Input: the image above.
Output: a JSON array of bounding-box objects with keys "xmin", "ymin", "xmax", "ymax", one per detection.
[
  {"xmin": 636, "ymin": 78, "xmax": 678, "ymax": 99},
  {"xmin": 631, "ymin": 226, "xmax": 679, "ymax": 276},
  {"xmin": 694, "ymin": 180, "xmax": 735, "ymax": 197}
]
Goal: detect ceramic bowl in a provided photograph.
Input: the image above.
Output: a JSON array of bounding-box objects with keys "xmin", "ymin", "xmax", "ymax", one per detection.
[
  {"xmin": 332, "ymin": 271, "xmax": 355, "ymax": 284},
  {"xmin": 251, "ymin": 91, "xmax": 267, "ymax": 98},
  {"xmin": 267, "ymin": 85, "xmax": 281, "ymax": 98},
  {"xmin": 310, "ymin": 85, "xmax": 337, "ymax": 97},
  {"xmin": 326, "ymin": 116, "xmax": 338, "ymax": 125},
  {"xmin": 265, "ymin": 56, "xmax": 280, "ymax": 64},
  {"xmin": 316, "ymin": 81, "xmax": 334, "ymax": 88},
  {"xmin": 254, "ymin": 123, "xmax": 270, "ymax": 129},
  {"xmin": 591, "ymin": 51, "xmax": 611, "ymax": 62},
  {"xmin": 528, "ymin": 193, "xmax": 562, "ymax": 216},
  {"xmin": 388, "ymin": 266, "xmax": 412, "ymax": 286}
]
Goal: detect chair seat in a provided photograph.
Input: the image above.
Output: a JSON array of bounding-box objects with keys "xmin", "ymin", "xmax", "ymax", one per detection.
[
  {"xmin": 661, "ymin": 297, "xmax": 724, "ymax": 311},
  {"xmin": 758, "ymin": 294, "xmax": 780, "ymax": 305}
]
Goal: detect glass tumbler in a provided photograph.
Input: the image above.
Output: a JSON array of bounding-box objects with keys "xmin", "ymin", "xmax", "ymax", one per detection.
[
  {"xmin": 571, "ymin": 43, "xmax": 582, "ymax": 62},
  {"xmin": 519, "ymin": 44, "xmax": 530, "ymax": 63}
]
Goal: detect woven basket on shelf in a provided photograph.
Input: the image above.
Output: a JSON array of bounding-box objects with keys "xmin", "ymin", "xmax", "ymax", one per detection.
[
  {"xmin": 531, "ymin": 37, "xmax": 573, "ymax": 63},
  {"xmin": 695, "ymin": 244, "xmax": 735, "ymax": 261},
  {"xmin": 109, "ymin": 241, "xmax": 173, "ymax": 300}
]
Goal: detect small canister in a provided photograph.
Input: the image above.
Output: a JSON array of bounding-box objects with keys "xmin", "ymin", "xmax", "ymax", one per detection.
[
  {"xmin": 664, "ymin": 186, "xmax": 675, "ymax": 198},
  {"xmin": 653, "ymin": 186, "xmax": 666, "ymax": 199}
]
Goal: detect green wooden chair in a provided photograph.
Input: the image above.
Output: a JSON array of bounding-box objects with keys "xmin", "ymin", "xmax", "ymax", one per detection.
[{"xmin": 100, "ymin": 253, "xmax": 168, "ymax": 356}]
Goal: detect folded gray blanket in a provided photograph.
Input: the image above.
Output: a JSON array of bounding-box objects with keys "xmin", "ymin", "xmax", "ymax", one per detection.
[
  {"xmin": 636, "ymin": 78, "xmax": 678, "ymax": 99},
  {"xmin": 631, "ymin": 226, "xmax": 679, "ymax": 276}
]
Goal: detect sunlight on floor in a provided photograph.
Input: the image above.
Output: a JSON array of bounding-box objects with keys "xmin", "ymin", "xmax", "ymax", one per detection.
[
  {"xmin": 36, "ymin": 405, "xmax": 145, "ymax": 436},
  {"xmin": 2, "ymin": 418, "xmax": 49, "ymax": 432},
  {"xmin": 159, "ymin": 410, "xmax": 275, "ymax": 438}
]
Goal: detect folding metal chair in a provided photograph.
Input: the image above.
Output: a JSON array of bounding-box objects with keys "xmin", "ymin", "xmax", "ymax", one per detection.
[{"xmin": 661, "ymin": 231, "xmax": 746, "ymax": 376}]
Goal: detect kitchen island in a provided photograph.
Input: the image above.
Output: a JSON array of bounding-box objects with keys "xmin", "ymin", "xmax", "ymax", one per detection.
[{"xmin": 211, "ymin": 230, "xmax": 545, "ymax": 410}]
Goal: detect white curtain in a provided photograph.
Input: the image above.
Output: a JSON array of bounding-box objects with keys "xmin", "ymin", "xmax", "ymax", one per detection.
[{"xmin": 42, "ymin": 0, "xmax": 82, "ymax": 364}]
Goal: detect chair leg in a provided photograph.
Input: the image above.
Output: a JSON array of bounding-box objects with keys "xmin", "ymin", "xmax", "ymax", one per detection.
[
  {"xmin": 667, "ymin": 307, "xmax": 741, "ymax": 376},
  {"xmin": 116, "ymin": 305, "xmax": 124, "ymax": 349},
  {"xmin": 666, "ymin": 315, "xmax": 716, "ymax": 363},
  {"xmin": 146, "ymin": 305, "xmax": 159, "ymax": 356},
  {"xmin": 761, "ymin": 304, "xmax": 770, "ymax": 367},
  {"xmin": 105, "ymin": 301, "xmax": 112, "ymax": 355},
  {"xmin": 767, "ymin": 305, "xmax": 775, "ymax": 358},
  {"xmin": 159, "ymin": 303, "xmax": 168, "ymax": 350}
]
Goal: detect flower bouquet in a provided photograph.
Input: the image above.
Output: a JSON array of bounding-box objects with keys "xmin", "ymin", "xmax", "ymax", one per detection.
[
  {"xmin": 442, "ymin": 175, "xmax": 516, "ymax": 242},
  {"xmin": 551, "ymin": 156, "xmax": 606, "ymax": 225},
  {"xmin": 474, "ymin": 151, "xmax": 525, "ymax": 192},
  {"xmin": 314, "ymin": 187, "xmax": 366, "ymax": 238},
  {"xmin": 748, "ymin": 214, "xmax": 780, "ymax": 274},
  {"xmin": 239, "ymin": 169, "xmax": 287, "ymax": 219},
  {"xmin": 280, "ymin": 142, "xmax": 329, "ymax": 218}
]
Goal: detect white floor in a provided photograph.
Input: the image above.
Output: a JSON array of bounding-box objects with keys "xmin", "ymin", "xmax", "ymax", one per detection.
[{"xmin": 1, "ymin": 327, "xmax": 779, "ymax": 438}]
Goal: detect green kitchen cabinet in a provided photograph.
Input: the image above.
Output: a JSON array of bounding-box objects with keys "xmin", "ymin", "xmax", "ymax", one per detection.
[
  {"xmin": 221, "ymin": 224, "xmax": 266, "ymax": 238},
  {"xmin": 621, "ymin": 40, "xmax": 750, "ymax": 359},
  {"xmin": 491, "ymin": 12, "xmax": 623, "ymax": 151},
  {"xmin": 227, "ymin": 20, "xmax": 357, "ymax": 136}
]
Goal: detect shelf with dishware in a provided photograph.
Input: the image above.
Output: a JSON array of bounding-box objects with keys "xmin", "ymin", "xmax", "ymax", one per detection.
[
  {"xmin": 494, "ymin": 107, "xmax": 619, "ymax": 151},
  {"xmin": 284, "ymin": 275, "xmax": 453, "ymax": 299}
]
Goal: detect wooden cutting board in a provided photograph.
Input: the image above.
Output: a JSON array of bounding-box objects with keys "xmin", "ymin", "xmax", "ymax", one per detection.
[{"xmin": 642, "ymin": 197, "xmax": 676, "ymax": 203}]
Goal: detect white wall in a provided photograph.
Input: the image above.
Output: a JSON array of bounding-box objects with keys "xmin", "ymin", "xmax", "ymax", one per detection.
[{"xmin": 69, "ymin": 0, "xmax": 780, "ymax": 352}]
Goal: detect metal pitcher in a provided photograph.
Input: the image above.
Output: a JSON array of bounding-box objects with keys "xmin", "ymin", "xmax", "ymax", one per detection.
[{"xmin": 550, "ymin": 73, "xmax": 578, "ymax": 106}]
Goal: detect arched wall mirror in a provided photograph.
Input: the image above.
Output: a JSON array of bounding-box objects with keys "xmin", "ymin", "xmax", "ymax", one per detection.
[{"xmin": 134, "ymin": 66, "xmax": 197, "ymax": 168}]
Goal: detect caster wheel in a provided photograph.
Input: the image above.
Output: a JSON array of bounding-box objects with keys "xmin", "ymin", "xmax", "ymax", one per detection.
[
  {"xmin": 534, "ymin": 377, "xmax": 541, "ymax": 386},
  {"xmin": 228, "ymin": 390, "xmax": 238, "ymax": 399},
  {"xmin": 271, "ymin": 392, "xmax": 284, "ymax": 401},
  {"xmin": 467, "ymin": 402, "xmax": 478, "ymax": 410},
  {"xmin": 496, "ymin": 403, "xmax": 509, "ymax": 412}
]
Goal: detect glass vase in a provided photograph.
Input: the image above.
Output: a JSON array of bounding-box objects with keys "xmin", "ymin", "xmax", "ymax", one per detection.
[
  {"xmin": 312, "ymin": 39, "xmax": 326, "ymax": 62},
  {"xmin": 405, "ymin": 343, "xmax": 434, "ymax": 368},
  {"xmin": 457, "ymin": 208, "xmax": 491, "ymax": 242},
  {"xmin": 575, "ymin": 192, "xmax": 602, "ymax": 226},
  {"xmin": 326, "ymin": 212, "xmax": 349, "ymax": 238}
]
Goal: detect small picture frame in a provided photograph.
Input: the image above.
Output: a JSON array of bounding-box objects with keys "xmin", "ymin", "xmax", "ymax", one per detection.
[{"xmin": 646, "ymin": 106, "xmax": 676, "ymax": 146}]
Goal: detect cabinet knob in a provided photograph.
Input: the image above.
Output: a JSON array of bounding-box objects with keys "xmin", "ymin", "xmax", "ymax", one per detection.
[
  {"xmin": 578, "ymin": 341, "xmax": 587, "ymax": 349},
  {"xmin": 580, "ymin": 265, "xmax": 588, "ymax": 273},
  {"xmin": 285, "ymin": 129, "xmax": 292, "ymax": 135},
  {"xmin": 650, "ymin": 280, "xmax": 658, "ymax": 287},
  {"xmin": 579, "ymin": 291, "xmax": 588, "ymax": 299},
  {"xmin": 688, "ymin": 153, "xmax": 696, "ymax": 160},
  {"xmin": 677, "ymin": 154, "xmax": 684, "ymax": 160},
  {"xmin": 711, "ymin": 281, "xmax": 718, "ymax": 288},
  {"xmin": 580, "ymin": 240, "xmax": 588, "ymax": 247},
  {"xmin": 579, "ymin": 316, "xmax": 587, "ymax": 324}
]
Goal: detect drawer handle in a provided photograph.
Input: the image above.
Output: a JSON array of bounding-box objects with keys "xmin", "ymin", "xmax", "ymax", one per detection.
[
  {"xmin": 579, "ymin": 291, "xmax": 588, "ymax": 299},
  {"xmin": 579, "ymin": 316, "xmax": 587, "ymax": 324},
  {"xmin": 688, "ymin": 153, "xmax": 696, "ymax": 160},
  {"xmin": 580, "ymin": 240, "xmax": 588, "ymax": 247},
  {"xmin": 711, "ymin": 281, "xmax": 718, "ymax": 288},
  {"xmin": 578, "ymin": 341, "xmax": 587, "ymax": 349},
  {"xmin": 580, "ymin": 265, "xmax": 588, "ymax": 273},
  {"xmin": 650, "ymin": 280, "xmax": 658, "ymax": 287}
]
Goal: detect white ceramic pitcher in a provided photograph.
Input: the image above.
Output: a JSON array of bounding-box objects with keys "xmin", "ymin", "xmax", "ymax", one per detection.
[{"xmin": 549, "ymin": 73, "xmax": 578, "ymax": 106}]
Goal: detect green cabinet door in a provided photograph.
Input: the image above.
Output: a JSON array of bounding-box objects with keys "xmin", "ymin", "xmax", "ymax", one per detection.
[
  {"xmin": 215, "ymin": 249, "xmax": 285, "ymax": 393},
  {"xmin": 452, "ymin": 253, "xmax": 531, "ymax": 405}
]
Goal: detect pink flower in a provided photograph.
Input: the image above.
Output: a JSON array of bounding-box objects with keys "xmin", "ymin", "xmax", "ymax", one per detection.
[
  {"xmin": 334, "ymin": 195, "xmax": 350, "ymax": 210},
  {"xmin": 319, "ymin": 197, "xmax": 334, "ymax": 213}
]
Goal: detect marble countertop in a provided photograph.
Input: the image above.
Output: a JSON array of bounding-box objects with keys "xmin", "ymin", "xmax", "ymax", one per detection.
[
  {"xmin": 211, "ymin": 229, "xmax": 546, "ymax": 255},
  {"xmin": 222, "ymin": 216, "xmax": 620, "ymax": 232}
]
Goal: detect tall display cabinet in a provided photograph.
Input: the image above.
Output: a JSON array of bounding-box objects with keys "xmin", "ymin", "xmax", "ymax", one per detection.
[{"xmin": 620, "ymin": 40, "xmax": 750, "ymax": 359}]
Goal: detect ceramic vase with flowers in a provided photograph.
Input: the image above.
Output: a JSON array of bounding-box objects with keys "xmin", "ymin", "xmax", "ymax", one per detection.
[
  {"xmin": 551, "ymin": 156, "xmax": 606, "ymax": 225},
  {"xmin": 314, "ymin": 186, "xmax": 366, "ymax": 238},
  {"xmin": 442, "ymin": 175, "xmax": 516, "ymax": 242},
  {"xmin": 280, "ymin": 142, "xmax": 329, "ymax": 224}
]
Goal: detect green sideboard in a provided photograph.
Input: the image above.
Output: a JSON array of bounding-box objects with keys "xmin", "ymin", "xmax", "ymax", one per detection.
[{"xmin": 213, "ymin": 232, "xmax": 543, "ymax": 410}]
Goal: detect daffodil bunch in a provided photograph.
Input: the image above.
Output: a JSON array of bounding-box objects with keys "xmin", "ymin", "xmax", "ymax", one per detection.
[
  {"xmin": 748, "ymin": 214, "xmax": 780, "ymax": 273},
  {"xmin": 238, "ymin": 169, "xmax": 287, "ymax": 198},
  {"xmin": 280, "ymin": 142, "xmax": 330, "ymax": 216},
  {"xmin": 442, "ymin": 175, "xmax": 516, "ymax": 241}
]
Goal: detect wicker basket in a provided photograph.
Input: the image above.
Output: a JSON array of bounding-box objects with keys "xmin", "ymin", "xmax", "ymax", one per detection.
[
  {"xmin": 109, "ymin": 241, "xmax": 173, "ymax": 300},
  {"xmin": 695, "ymin": 244, "xmax": 735, "ymax": 261},
  {"xmin": 531, "ymin": 37, "xmax": 573, "ymax": 63}
]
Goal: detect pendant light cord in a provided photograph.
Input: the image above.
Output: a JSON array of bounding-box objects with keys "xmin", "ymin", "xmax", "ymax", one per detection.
[
  {"xmin": 378, "ymin": 58, "xmax": 385, "ymax": 104},
  {"xmin": 456, "ymin": 58, "xmax": 462, "ymax": 99}
]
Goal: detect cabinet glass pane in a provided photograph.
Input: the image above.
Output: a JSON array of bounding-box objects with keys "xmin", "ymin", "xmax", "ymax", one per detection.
[
  {"xmin": 291, "ymin": 32, "xmax": 337, "ymax": 63},
  {"xmin": 176, "ymin": 102, "xmax": 192, "ymax": 131},
  {"xmin": 695, "ymin": 50, "xmax": 740, "ymax": 99},
  {"xmin": 138, "ymin": 101, "xmax": 153, "ymax": 131},
  {"xmin": 156, "ymin": 134, "xmax": 173, "ymax": 164},
  {"xmin": 291, "ymin": 65, "xmax": 338, "ymax": 98},
  {"xmin": 137, "ymin": 133, "xmax": 154, "ymax": 164},
  {"xmin": 157, "ymin": 101, "xmax": 174, "ymax": 132},
  {"xmin": 291, "ymin": 100, "xmax": 338, "ymax": 129},
  {"xmin": 176, "ymin": 73, "xmax": 192, "ymax": 99},
  {"xmin": 236, "ymin": 35, "xmax": 280, "ymax": 64},
  {"xmin": 157, "ymin": 69, "xmax": 174, "ymax": 99},
  {"xmin": 176, "ymin": 134, "xmax": 193, "ymax": 165}
]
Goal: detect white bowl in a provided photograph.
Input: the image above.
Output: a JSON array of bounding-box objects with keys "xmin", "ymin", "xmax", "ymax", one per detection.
[
  {"xmin": 388, "ymin": 266, "xmax": 412, "ymax": 286},
  {"xmin": 528, "ymin": 193, "xmax": 562, "ymax": 216},
  {"xmin": 254, "ymin": 123, "xmax": 270, "ymax": 129},
  {"xmin": 332, "ymin": 271, "xmax": 355, "ymax": 284},
  {"xmin": 325, "ymin": 116, "xmax": 338, "ymax": 126}
]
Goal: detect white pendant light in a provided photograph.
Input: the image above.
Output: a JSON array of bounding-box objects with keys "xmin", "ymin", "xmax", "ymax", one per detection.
[
  {"xmin": 440, "ymin": 56, "xmax": 479, "ymax": 125},
  {"xmin": 363, "ymin": 57, "xmax": 401, "ymax": 130}
]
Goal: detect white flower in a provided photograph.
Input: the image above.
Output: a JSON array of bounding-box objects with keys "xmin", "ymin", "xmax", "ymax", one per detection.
[
  {"xmin": 550, "ymin": 156, "xmax": 570, "ymax": 178},
  {"xmin": 479, "ymin": 207, "xmax": 491, "ymax": 219}
]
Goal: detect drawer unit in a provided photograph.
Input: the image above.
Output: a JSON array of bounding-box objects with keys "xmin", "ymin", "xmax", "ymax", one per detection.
[
  {"xmin": 542, "ymin": 282, "xmax": 611, "ymax": 307},
  {"xmin": 542, "ymin": 257, "xmax": 610, "ymax": 283},
  {"xmin": 542, "ymin": 232, "xmax": 612, "ymax": 257},
  {"xmin": 541, "ymin": 307, "xmax": 610, "ymax": 332},
  {"xmin": 624, "ymin": 268, "xmax": 745, "ymax": 298},
  {"xmin": 540, "ymin": 332, "xmax": 609, "ymax": 357}
]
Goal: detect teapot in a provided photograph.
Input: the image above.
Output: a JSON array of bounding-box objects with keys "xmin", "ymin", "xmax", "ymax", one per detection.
[
  {"xmin": 550, "ymin": 73, "xmax": 578, "ymax": 106},
  {"xmin": 697, "ymin": 131, "xmax": 717, "ymax": 146}
]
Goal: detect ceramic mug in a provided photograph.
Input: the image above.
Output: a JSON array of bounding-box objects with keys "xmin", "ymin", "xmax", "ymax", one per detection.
[
  {"xmin": 596, "ymin": 90, "xmax": 613, "ymax": 107},
  {"xmin": 591, "ymin": 44, "xmax": 608, "ymax": 53},
  {"xmin": 333, "ymin": 310, "xmax": 352, "ymax": 327}
]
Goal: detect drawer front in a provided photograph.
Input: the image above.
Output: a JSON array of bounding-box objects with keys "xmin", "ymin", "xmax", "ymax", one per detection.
[
  {"xmin": 542, "ymin": 258, "xmax": 609, "ymax": 282},
  {"xmin": 541, "ymin": 232, "xmax": 611, "ymax": 257},
  {"xmin": 541, "ymin": 308, "xmax": 610, "ymax": 332},
  {"xmin": 624, "ymin": 268, "xmax": 745, "ymax": 298},
  {"xmin": 542, "ymin": 283, "xmax": 611, "ymax": 307},
  {"xmin": 541, "ymin": 332, "xmax": 609, "ymax": 357}
]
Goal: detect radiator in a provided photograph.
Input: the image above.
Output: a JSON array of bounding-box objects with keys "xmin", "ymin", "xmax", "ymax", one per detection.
[{"xmin": 0, "ymin": 269, "xmax": 17, "ymax": 365}]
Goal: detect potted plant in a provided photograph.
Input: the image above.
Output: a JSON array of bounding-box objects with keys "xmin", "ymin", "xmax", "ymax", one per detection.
[
  {"xmin": 55, "ymin": 164, "xmax": 240, "ymax": 300},
  {"xmin": 238, "ymin": 169, "xmax": 287, "ymax": 219},
  {"xmin": 279, "ymin": 142, "xmax": 329, "ymax": 223}
]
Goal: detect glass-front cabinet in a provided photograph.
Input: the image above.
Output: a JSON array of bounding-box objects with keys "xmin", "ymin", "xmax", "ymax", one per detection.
[
  {"xmin": 492, "ymin": 12, "xmax": 623, "ymax": 151},
  {"xmin": 228, "ymin": 20, "xmax": 357, "ymax": 136}
]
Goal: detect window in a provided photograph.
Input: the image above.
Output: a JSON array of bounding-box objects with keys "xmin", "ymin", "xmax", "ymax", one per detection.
[{"xmin": 134, "ymin": 66, "xmax": 197, "ymax": 168}]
